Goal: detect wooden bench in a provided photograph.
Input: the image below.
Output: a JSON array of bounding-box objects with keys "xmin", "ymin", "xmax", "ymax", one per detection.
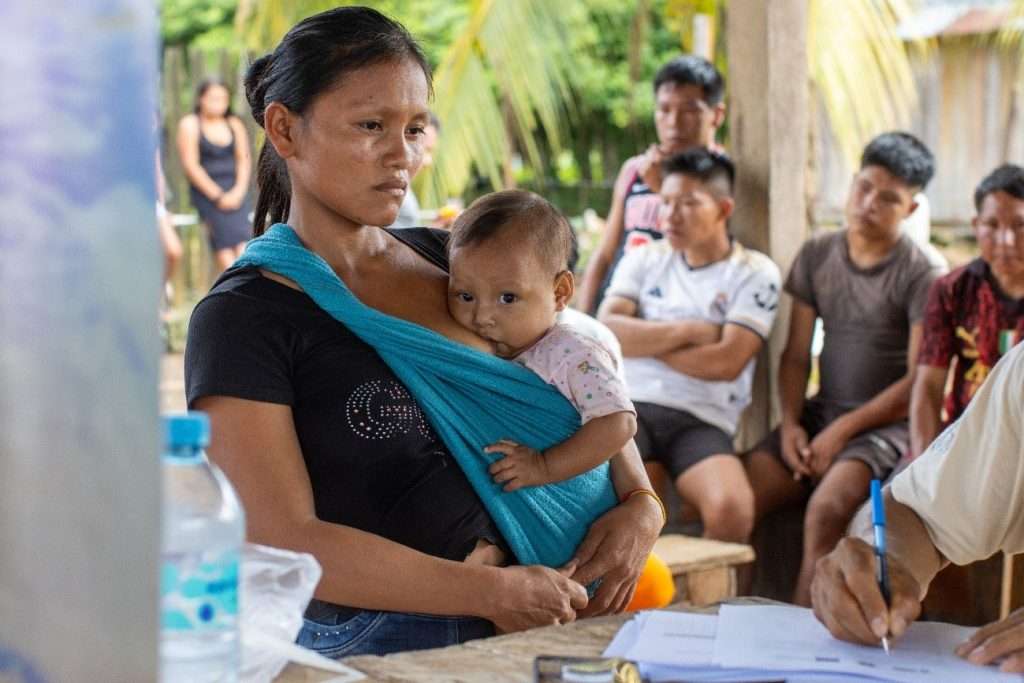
[{"xmin": 653, "ymin": 534, "xmax": 756, "ymax": 606}]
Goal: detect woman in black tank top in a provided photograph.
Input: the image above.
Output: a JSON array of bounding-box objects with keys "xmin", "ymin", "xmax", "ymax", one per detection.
[{"xmin": 176, "ymin": 79, "xmax": 253, "ymax": 272}]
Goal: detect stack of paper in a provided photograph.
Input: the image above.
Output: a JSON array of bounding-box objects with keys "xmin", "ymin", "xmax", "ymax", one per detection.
[{"xmin": 603, "ymin": 605, "xmax": 1023, "ymax": 682}]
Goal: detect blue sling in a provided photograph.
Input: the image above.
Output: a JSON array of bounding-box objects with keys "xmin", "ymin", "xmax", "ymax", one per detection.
[{"xmin": 235, "ymin": 224, "xmax": 617, "ymax": 569}]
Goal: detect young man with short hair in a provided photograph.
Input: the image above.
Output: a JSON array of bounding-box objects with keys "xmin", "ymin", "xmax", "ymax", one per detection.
[
  {"xmin": 578, "ymin": 55, "xmax": 726, "ymax": 314},
  {"xmin": 910, "ymin": 164, "xmax": 1024, "ymax": 459},
  {"xmin": 599, "ymin": 148, "xmax": 781, "ymax": 543},
  {"xmin": 745, "ymin": 132, "xmax": 943, "ymax": 606}
]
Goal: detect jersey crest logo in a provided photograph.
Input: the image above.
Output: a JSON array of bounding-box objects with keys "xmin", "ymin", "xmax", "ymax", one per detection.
[
  {"xmin": 754, "ymin": 282, "xmax": 779, "ymax": 312},
  {"xmin": 711, "ymin": 292, "xmax": 729, "ymax": 318}
]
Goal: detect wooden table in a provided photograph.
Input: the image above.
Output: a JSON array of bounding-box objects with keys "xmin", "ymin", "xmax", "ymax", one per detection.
[
  {"xmin": 277, "ymin": 599, "xmax": 777, "ymax": 682},
  {"xmin": 277, "ymin": 536, "xmax": 756, "ymax": 682},
  {"xmin": 278, "ymin": 611, "xmax": 632, "ymax": 682}
]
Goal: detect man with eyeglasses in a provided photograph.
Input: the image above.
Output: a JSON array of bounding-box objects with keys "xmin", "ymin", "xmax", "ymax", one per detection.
[
  {"xmin": 599, "ymin": 148, "xmax": 781, "ymax": 544},
  {"xmin": 909, "ymin": 164, "xmax": 1024, "ymax": 460}
]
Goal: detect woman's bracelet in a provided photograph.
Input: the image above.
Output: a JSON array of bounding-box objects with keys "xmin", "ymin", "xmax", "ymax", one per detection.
[{"xmin": 621, "ymin": 488, "xmax": 667, "ymax": 527}]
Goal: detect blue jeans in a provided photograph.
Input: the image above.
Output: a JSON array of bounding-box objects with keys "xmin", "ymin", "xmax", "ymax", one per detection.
[{"xmin": 296, "ymin": 604, "xmax": 496, "ymax": 658}]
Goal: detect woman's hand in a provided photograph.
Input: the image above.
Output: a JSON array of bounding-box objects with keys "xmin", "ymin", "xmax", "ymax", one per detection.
[
  {"xmin": 216, "ymin": 187, "xmax": 245, "ymax": 211},
  {"xmin": 956, "ymin": 608, "xmax": 1024, "ymax": 672},
  {"xmin": 811, "ymin": 537, "xmax": 922, "ymax": 646},
  {"xmin": 569, "ymin": 493, "xmax": 662, "ymax": 617},
  {"xmin": 485, "ymin": 563, "xmax": 588, "ymax": 633}
]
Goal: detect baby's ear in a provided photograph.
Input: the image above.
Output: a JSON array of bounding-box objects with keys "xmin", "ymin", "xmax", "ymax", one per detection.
[{"xmin": 554, "ymin": 270, "xmax": 575, "ymax": 311}]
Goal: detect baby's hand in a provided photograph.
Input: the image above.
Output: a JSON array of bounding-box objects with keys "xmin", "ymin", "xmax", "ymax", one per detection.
[{"xmin": 486, "ymin": 439, "xmax": 549, "ymax": 491}]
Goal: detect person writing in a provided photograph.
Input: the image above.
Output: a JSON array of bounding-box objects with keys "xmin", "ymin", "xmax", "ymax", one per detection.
[
  {"xmin": 812, "ymin": 342, "xmax": 1024, "ymax": 674},
  {"xmin": 185, "ymin": 7, "xmax": 662, "ymax": 658}
]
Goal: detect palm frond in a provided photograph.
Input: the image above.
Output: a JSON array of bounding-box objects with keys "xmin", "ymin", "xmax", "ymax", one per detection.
[
  {"xmin": 426, "ymin": 37, "xmax": 509, "ymax": 205},
  {"xmin": 235, "ymin": 0, "xmax": 359, "ymax": 53},
  {"xmin": 996, "ymin": 0, "xmax": 1024, "ymax": 93},
  {"xmin": 419, "ymin": 0, "xmax": 580, "ymax": 206},
  {"xmin": 996, "ymin": 0, "xmax": 1024, "ymax": 48},
  {"xmin": 809, "ymin": 0, "xmax": 929, "ymax": 166}
]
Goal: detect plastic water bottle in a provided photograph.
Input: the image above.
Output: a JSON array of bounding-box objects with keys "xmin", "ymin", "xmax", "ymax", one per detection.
[{"xmin": 160, "ymin": 412, "xmax": 245, "ymax": 682}]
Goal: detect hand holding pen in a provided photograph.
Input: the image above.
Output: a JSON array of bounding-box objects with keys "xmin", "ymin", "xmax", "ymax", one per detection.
[{"xmin": 810, "ymin": 486, "xmax": 924, "ymax": 648}]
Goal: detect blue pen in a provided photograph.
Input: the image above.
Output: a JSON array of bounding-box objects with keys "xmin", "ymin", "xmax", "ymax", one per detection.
[{"xmin": 870, "ymin": 479, "xmax": 892, "ymax": 654}]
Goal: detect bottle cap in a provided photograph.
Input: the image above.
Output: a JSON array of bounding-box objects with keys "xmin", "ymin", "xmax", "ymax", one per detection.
[{"xmin": 163, "ymin": 412, "xmax": 210, "ymax": 448}]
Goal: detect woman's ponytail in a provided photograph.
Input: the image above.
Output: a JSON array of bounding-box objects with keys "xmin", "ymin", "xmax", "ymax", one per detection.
[
  {"xmin": 244, "ymin": 53, "xmax": 289, "ymax": 236},
  {"xmin": 251, "ymin": 142, "xmax": 290, "ymax": 236}
]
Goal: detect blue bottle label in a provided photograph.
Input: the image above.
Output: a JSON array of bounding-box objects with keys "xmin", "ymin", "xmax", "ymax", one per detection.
[{"xmin": 161, "ymin": 549, "xmax": 240, "ymax": 632}]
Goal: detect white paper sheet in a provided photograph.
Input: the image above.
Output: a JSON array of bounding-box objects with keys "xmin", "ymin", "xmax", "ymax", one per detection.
[
  {"xmin": 605, "ymin": 611, "xmax": 874, "ymax": 682},
  {"xmin": 713, "ymin": 605, "xmax": 1021, "ymax": 683},
  {"xmin": 622, "ymin": 611, "xmax": 718, "ymax": 666}
]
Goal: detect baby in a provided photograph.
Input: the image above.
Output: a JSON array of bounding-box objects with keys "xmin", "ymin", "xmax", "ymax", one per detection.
[{"xmin": 447, "ymin": 190, "xmax": 637, "ymax": 492}]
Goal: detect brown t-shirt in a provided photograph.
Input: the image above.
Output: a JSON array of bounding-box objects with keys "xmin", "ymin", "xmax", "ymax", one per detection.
[{"xmin": 786, "ymin": 230, "xmax": 939, "ymax": 414}]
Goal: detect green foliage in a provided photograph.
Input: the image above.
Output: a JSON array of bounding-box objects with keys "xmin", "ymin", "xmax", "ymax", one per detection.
[
  {"xmin": 160, "ymin": 0, "xmax": 707, "ymax": 219},
  {"xmin": 236, "ymin": 0, "xmax": 465, "ymax": 66},
  {"xmin": 160, "ymin": 0, "xmax": 237, "ymax": 48},
  {"xmin": 564, "ymin": 0, "xmax": 687, "ymax": 152}
]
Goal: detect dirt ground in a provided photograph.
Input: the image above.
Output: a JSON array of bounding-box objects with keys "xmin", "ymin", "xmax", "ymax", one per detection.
[{"xmin": 161, "ymin": 353, "xmax": 186, "ymax": 413}]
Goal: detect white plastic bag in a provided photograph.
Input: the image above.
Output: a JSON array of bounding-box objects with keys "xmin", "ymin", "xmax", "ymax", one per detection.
[
  {"xmin": 241, "ymin": 543, "xmax": 322, "ymax": 682},
  {"xmin": 240, "ymin": 543, "xmax": 365, "ymax": 682}
]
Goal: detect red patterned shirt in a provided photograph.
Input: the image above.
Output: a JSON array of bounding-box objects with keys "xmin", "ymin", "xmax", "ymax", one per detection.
[{"xmin": 919, "ymin": 258, "xmax": 1024, "ymax": 423}]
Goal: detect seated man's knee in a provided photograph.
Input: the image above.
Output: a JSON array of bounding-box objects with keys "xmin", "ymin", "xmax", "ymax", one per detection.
[
  {"xmin": 698, "ymin": 486, "xmax": 755, "ymax": 541},
  {"xmin": 804, "ymin": 492, "xmax": 862, "ymax": 538}
]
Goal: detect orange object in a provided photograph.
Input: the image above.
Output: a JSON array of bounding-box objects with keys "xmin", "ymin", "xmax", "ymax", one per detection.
[{"xmin": 625, "ymin": 552, "xmax": 675, "ymax": 611}]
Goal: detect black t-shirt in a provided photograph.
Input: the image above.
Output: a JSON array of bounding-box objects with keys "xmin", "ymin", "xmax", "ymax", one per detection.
[{"xmin": 185, "ymin": 227, "xmax": 504, "ymax": 567}]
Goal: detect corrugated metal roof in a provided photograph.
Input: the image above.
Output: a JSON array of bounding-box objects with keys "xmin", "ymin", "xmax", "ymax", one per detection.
[
  {"xmin": 898, "ymin": 1, "xmax": 1020, "ymax": 39},
  {"xmin": 944, "ymin": 6, "xmax": 1012, "ymax": 34}
]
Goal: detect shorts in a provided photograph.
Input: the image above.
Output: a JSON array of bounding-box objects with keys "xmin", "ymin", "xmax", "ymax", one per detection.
[
  {"xmin": 634, "ymin": 402, "xmax": 735, "ymax": 479},
  {"xmin": 754, "ymin": 399, "xmax": 906, "ymax": 480}
]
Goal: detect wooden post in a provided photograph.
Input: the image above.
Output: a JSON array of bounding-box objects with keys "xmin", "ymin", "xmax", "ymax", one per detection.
[{"xmin": 727, "ymin": 0, "xmax": 809, "ymax": 446}]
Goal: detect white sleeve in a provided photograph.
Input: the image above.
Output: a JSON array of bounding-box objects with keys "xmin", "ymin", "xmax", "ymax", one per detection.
[
  {"xmin": 891, "ymin": 343, "xmax": 1024, "ymax": 565},
  {"xmin": 604, "ymin": 246, "xmax": 649, "ymax": 302},
  {"xmin": 725, "ymin": 258, "xmax": 782, "ymax": 339}
]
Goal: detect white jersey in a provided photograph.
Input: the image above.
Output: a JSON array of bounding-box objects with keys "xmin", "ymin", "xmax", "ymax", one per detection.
[{"xmin": 605, "ymin": 239, "xmax": 781, "ymax": 434}]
